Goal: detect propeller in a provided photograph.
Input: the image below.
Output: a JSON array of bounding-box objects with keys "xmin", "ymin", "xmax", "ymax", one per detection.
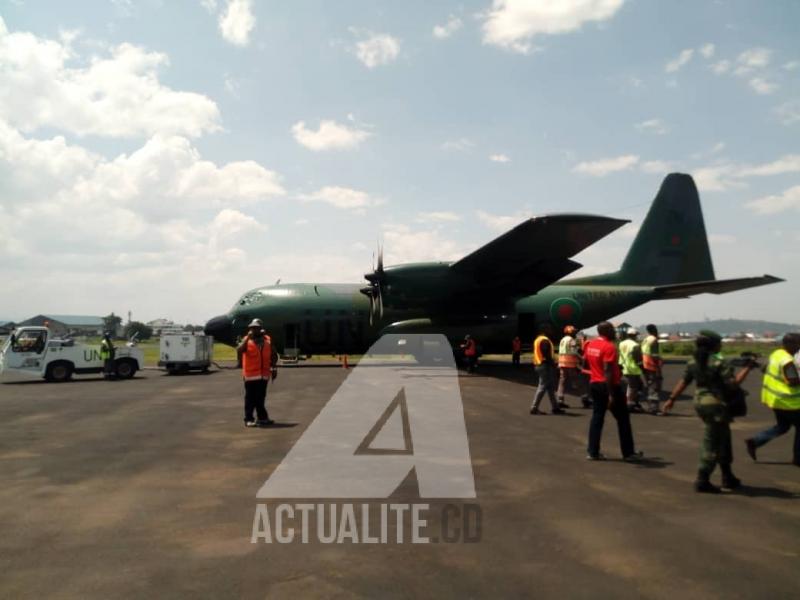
[{"xmin": 360, "ymin": 243, "xmax": 386, "ymax": 325}]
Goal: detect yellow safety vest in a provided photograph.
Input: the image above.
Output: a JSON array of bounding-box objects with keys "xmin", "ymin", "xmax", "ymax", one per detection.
[
  {"xmin": 558, "ymin": 335, "xmax": 579, "ymax": 368},
  {"xmin": 533, "ymin": 335, "xmax": 555, "ymax": 366},
  {"xmin": 761, "ymin": 348, "xmax": 800, "ymax": 410},
  {"xmin": 641, "ymin": 335, "xmax": 660, "ymax": 370},
  {"xmin": 618, "ymin": 338, "xmax": 642, "ymax": 376}
]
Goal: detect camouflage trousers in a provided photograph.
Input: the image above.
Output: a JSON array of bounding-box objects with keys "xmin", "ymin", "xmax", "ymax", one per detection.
[{"xmin": 695, "ymin": 400, "xmax": 732, "ymax": 474}]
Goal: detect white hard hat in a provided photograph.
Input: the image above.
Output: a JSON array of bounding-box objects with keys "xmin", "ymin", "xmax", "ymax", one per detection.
[
  {"xmin": 247, "ymin": 318, "xmax": 263, "ymax": 328},
  {"xmin": 627, "ymin": 327, "xmax": 639, "ymax": 336}
]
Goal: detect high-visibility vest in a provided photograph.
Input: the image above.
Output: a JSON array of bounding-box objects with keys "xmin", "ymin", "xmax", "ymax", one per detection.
[
  {"xmin": 618, "ymin": 338, "xmax": 642, "ymax": 375},
  {"xmin": 558, "ymin": 335, "xmax": 579, "ymax": 368},
  {"xmin": 100, "ymin": 339, "xmax": 113, "ymax": 360},
  {"xmin": 533, "ymin": 335, "xmax": 554, "ymax": 365},
  {"xmin": 761, "ymin": 348, "xmax": 800, "ymax": 410},
  {"xmin": 512, "ymin": 338, "xmax": 521, "ymax": 353},
  {"xmin": 242, "ymin": 336, "xmax": 273, "ymax": 381},
  {"xmin": 641, "ymin": 335, "xmax": 661, "ymax": 370}
]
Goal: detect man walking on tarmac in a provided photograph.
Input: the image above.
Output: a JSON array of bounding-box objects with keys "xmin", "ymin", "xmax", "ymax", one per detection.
[
  {"xmin": 746, "ymin": 333, "xmax": 800, "ymax": 466},
  {"xmin": 619, "ymin": 328, "xmax": 646, "ymax": 412},
  {"xmin": 641, "ymin": 324, "xmax": 663, "ymax": 413},
  {"xmin": 557, "ymin": 325, "xmax": 590, "ymax": 409},
  {"xmin": 530, "ymin": 323, "xmax": 564, "ymax": 415},
  {"xmin": 100, "ymin": 331, "xmax": 116, "ymax": 379},
  {"xmin": 237, "ymin": 319, "xmax": 279, "ymax": 428},
  {"xmin": 585, "ymin": 322, "xmax": 642, "ymax": 461},
  {"xmin": 461, "ymin": 335, "xmax": 478, "ymax": 373}
]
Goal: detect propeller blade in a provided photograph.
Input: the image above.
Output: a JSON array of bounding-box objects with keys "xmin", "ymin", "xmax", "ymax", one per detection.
[
  {"xmin": 378, "ymin": 290, "xmax": 383, "ymax": 319},
  {"xmin": 377, "ymin": 242, "xmax": 384, "ymax": 273}
]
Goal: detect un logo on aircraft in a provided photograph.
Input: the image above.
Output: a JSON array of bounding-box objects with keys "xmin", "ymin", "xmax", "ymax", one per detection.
[{"xmin": 549, "ymin": 297, "xmax": 582, "ymax": 326}]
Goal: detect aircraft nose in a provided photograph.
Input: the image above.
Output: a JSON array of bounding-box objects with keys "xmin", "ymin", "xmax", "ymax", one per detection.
[{"xmin": 204, "ymin": 314, "xmax": 234, "ymax": 345}]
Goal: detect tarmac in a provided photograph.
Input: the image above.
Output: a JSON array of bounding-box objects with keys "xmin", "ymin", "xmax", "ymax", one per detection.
[{"xmin": 1, "ymin": 359, "xmax": 798, "ymax": 599}]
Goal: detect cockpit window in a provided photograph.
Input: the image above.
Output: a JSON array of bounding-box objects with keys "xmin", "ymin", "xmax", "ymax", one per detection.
[{"xmin": 237, "ymin": 291, "xmax": 264, "ymax": 306}]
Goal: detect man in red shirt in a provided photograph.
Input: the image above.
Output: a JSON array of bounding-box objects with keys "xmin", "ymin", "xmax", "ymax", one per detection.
[{"xmin": 584, "ymin": 321, "xmax": 642, "ymax": 461}]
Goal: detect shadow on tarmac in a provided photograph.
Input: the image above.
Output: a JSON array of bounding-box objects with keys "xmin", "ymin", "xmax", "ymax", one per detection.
[{"xmin": 731, "ymin": 485, "xmax": 800, "ymax": 499}]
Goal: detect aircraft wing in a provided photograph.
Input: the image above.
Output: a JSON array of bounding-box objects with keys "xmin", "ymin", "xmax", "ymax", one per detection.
[
  {"xmin": 652, "ymin": 275, "xmax": 784, "ymax": 300},
  {"xmin": 450, "ymin": 214, "xmax": 629, "ymax": 299}
]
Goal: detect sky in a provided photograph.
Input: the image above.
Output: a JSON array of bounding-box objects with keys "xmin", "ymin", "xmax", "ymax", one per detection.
[{"xmin": 0, "ymin": 0, "xmax": 798, "ymax": 327}]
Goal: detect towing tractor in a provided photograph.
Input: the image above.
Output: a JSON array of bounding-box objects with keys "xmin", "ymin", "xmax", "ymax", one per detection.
[{"xmin": 0, "ymin": 326, "xmax": 144, "ymax": 383}]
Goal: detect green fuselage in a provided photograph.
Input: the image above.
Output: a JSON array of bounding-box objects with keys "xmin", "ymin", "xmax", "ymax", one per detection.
[{"xmin": 205, "ymin": 276, "xmax": 655, "ymax": 355}]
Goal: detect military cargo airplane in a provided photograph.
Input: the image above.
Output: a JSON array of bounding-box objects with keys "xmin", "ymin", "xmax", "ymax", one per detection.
[{"xmin": 205, "ymin": 174, "xmax": 782, "ymax": 360}]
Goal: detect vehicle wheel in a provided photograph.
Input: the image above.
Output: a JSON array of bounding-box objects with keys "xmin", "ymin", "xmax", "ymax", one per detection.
[
  {"xmin": 45, "ymin": 362, "xmax": 73, "ymax": 383},
  {"xmin": 115, "ymin": 359, "xmax": 137, "ymax": 379}
]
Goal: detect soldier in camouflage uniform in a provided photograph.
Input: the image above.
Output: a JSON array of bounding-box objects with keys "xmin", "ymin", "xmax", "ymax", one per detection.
[{"xmin": 662, "ymin": 330, "xmax": 755, "ymax": 493}]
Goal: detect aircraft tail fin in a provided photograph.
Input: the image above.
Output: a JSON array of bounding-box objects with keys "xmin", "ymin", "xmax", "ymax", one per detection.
[
  {"xmin": 617, "ymin": 173, "xmax": 715, "ymax": 285},
  {"xmin": 569, "ymin": 173, "xmax": 717, "ymax": 286}
]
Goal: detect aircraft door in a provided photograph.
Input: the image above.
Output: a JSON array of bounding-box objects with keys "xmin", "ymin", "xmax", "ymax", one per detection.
[
  {"xmin": 284, "ymin": 323, "xmax": 300, "ymax": 358},
  {"xmin": 517, "ymin": 312, "xmax": 537, "ymax": 341}
]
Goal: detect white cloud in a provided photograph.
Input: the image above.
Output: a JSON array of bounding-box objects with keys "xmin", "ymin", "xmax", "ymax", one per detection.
[
  {"xmin": 302, "ymin": 186, "xmax": 383, "ymax": 210},
  {"xmin": 210, "ymin": 208, "xmax": 265, "ymax": 238},
  {"xmin": 710, "ymin": 59, "xmax": 731, "ymax": 74},
  {"xmin": 200, "ymin": 0, "xmax": 218, "ymax": 13},
  {"xmin": 475, "ymin": 210, "xmax": 529, "ymax": 231},
  {"xmin": 218, "ymin": 0, "xmax": 255, "ymax": 47},
  {"xmin": 692, "ymin": 165, "xmax": 741, "ymax": 192},
  {"xmin": 489, "ymin": 153, "xmax": 511, "ymax": 163},
  {"xmin": 351, "ymin": 30, "xmax": 400, "ymax": 68},
  {"xmin": 417, "ymin": 211, "xmax": 461, "ymax": 222},
  {"xmin": 441, "ymin": 138, "xmax": 474, "ymax": 151},
  {"xmin": 0, "ymin": 21, "xmax": 220, "ymax": 138},
  {"xmin": 481, "ymin": 0, "xmax": 627, "ymax": 54},
  {"xmin": 748, "ymin": 77, "xmax": 778, "ymax": 95},
  {"xmin": 640, "ymin": 160, "xmax": 673, "ymax": 174},
  {"xmin": 735, "ymin": 47, "xmax": 771, "ymax": 75},
  {"xmin": 738, "ymin": 154, "xmax": 800, "ymax": 177},
  {"xmin": 635, "ymin": 118, "xmax": 668, "ymax": 135},
  {"xmin": 382, "ymin": 224, "xmax": 465, "ymax": 264},
  {"xmin": 691, "ymin": 154, "xmax": 800, "ymax": 193},
  {"xmin": 573, "ymin": 154, "xmax": 639, "ymax": 176},
  {"xmin": 783, "ymin": 60, "xmax": 800, "ymax": 71},
  {"xmin": 433, "ymin": 15, "xmax": 463, "ymax": 39},
  {"xmin": 699, "ymin": 43, "xmax": 715, "ymax": 59},
  {"xmin": 291, "ymin": 119, "xmax": 371, "ymax": 151},
  {"xmin": 665, "ymin": 48, "xmax": 694, "ymax": 73},
  {"xmin": 745, "ymin": 185, "xmax": 800, "ymax": 214}
]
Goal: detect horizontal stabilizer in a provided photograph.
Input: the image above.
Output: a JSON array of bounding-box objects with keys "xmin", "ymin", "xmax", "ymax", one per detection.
[{"xmin": 652, "ymin": 275, "xmax": 784, "ymax": 300}]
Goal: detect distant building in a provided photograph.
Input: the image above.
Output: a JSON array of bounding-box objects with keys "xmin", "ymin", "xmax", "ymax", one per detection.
[
  {"xmin": 0, "ymin": 321, "xmax": 15, "ymax": 336},
  {"xmin": 18, "ymin": 314, "xmax": 105, "ymax": 337},
  {"xmin": 146, "ymin": 318, "xmax": 185, "ymax": 336}
]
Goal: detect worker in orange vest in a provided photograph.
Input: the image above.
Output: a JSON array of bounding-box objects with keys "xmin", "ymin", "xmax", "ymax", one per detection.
[
  {"xmin": 461, "ymin": 334, "xmax": 478, "ymax": 373},
  {"xmin": 557, "ymin": 325, "xmax": 591, "ymax": 409},
  {"xmin": 641, "ymin": 324, "xmax": 663, "ymax": 414},
  {"xmin": 237, "ymin": 318, "xmax": 279, "ymax": 427},
  {"xmin": 530, "ymin": 323, "xmax": 564, "ymax": 415},
  {"xmin": 512, "ymin": 336, "xmax": 522, "ymax": 367}
]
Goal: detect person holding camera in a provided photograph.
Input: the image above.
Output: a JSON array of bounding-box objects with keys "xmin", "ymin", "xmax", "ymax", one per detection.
[
  {"xmin": 662, "ymin": 330, "xmax": 756, "ymax": 493},
  {"xmin": 745, "ymin": 333, "xmax": 800, "ymax": 466},
  {"xmin": 237, "ymin": 318, "xmax": 279, "ymax": 428}
]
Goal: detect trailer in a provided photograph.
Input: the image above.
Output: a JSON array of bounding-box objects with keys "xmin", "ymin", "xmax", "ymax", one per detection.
[
  {"xmin": 0, "ymin": 326, "xmax": 144, "ymax": 383},
  {"xmin": 158, "ymin": 333, "xmax": 213, "ymax": 374}
]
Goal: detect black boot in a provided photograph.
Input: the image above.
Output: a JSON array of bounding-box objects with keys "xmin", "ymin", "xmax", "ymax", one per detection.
[
  {"xmin": 720, "ymin": 465, "xmax": 741, "ymax": 490},
  {"xmin": 694, "ymin": 470, "xmax": 720, "ymax": 494}
]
